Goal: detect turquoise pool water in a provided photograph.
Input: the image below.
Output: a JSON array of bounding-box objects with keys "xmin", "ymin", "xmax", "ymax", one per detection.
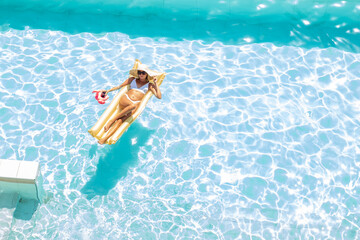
[{"xmin": 0, "ymin": 0, "xmax": 360, "ymax": 239}]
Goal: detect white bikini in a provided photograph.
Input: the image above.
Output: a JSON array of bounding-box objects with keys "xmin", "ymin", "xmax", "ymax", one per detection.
[{"xmin": 125, "ymin": 79, "xmax": 149, "ymax": 104}]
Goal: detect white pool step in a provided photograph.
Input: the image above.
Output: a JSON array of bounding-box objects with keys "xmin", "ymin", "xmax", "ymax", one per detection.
[
  {"xmin": 0, "ymin": 159, "xmax": 40, "ymax": 200},
  {"xmin": 0, "ymin": 160, "xmax": 42, "ymax": 235}
]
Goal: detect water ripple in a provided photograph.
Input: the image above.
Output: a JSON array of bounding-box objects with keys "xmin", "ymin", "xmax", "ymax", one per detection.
[{"xmin": 0, "ymin": 28, "xmax": 359, "ymax": 239}]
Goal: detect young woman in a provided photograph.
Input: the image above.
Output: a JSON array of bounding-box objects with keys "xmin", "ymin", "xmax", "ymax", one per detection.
[{"xmin": 97, "ymin": 67, "xmax": 162, "ymax": 144}]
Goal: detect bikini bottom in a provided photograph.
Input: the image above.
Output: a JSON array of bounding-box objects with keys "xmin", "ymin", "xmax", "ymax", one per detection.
[{"xmin": 125, "ymin": 93, "xmax": 141, "ymax": 104}]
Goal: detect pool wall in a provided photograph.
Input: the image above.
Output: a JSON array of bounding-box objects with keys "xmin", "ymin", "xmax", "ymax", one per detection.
[
  {"xmin": 1, "ymin": 0, "xmax": 360, "ymax": 52},
  {"xmin": 1, "ymin": 0, "xmax": 360, "ymax": 22}
]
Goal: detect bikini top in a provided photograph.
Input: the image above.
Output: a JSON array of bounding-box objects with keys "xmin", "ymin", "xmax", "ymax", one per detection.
[{"xmin": 130, "ymin": 79, "xmax": 149, "ymax": 94}]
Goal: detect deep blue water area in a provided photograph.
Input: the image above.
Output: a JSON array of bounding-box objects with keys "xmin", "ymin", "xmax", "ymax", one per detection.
[{"xmin": 0, "ymin": 2, "xmax": 360, "ymax": 51}]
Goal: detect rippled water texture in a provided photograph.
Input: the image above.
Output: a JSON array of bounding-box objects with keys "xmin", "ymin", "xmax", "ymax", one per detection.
[{"xmin": 0, "ymin": 28, "xmax": 360, "ymax": 239}]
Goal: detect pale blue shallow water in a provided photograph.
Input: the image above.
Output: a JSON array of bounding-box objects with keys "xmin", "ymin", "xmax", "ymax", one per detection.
[{"xmin": 0, "ymin": 1, "xmax": 360, "ymax": 239}]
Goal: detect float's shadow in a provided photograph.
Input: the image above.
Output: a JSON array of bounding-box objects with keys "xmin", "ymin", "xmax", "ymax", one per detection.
[{"xmin": 81, "ymin": 123, "xmax": 154, "ymax": 199}]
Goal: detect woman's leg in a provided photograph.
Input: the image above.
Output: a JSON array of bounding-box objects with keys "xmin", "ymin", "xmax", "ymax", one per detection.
[
  {"xmin": 98, "ymin": 102, "xmax": 140, "ymax": 145},
  {"xmin": 98, "ymin": 114, "xmax": 130, "ymax": 145},
  {"xmin": 104, "ymin": 104, "xmax": 137, "ymax": 132}
]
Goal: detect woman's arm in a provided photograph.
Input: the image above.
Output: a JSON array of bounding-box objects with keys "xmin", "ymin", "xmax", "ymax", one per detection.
[
  {"xmin": 149, "ymin": 77, "xmax": 162, "ymax": 99},
  {"xmin": 105, "ymin": 77, "xmax": 135, "ymax": 94}
]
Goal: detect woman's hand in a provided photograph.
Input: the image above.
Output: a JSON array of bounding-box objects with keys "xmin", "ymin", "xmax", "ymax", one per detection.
[
  {"xmin": 149, "ymin": 77, "xmax": 161, "ymax": 99},
  {"xmin": 94, "ymin": 89, "xmax": 107, "ymax": 94},
  {"xmin": 92, "ymin": 90, "xmax": 109, "ymax": 104},
  {"xmin": 97, "ymin": 89, "xmax": 108, "ymax": 96}
]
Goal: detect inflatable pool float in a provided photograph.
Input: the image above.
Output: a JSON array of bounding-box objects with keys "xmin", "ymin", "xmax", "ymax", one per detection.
[{"xmin": 88, "ymin": 59, "xmax": 166, "ymax": 145}]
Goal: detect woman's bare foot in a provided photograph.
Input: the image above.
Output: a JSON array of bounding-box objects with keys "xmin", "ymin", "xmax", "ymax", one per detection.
[
  {"xmin": 98, "ymin": 139, "xmax": 106, "ymax": 145},
  {"xmin": 104, "ymin": 123, "xmax": 111, "ymax": 132}
]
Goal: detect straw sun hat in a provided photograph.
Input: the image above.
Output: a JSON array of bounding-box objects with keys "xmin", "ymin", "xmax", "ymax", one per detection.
[{"xmin": 129, "ymin": 62, "xmax": 162, "ymax": 83}]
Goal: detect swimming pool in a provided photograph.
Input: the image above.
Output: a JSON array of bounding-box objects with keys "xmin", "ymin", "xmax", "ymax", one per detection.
[{"xmin": 0, "ymin": 0, "xmax": 359, "ymax": 239}]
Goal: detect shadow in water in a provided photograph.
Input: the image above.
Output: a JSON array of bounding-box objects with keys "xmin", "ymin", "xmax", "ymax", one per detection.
[
  {"xmin": 0, "ymin": 8, "xmax": 359, "ymax": 52},
  {"xmin": 81, "ymin": 122, "xmax": 154, "ymax": 199},
  {"xmin": 13, "ymin": 198, "xmax": 38, "ymax": 220},
  {"xmin": 0, "ymin": 192, "xmax": 39, "ymax": 221}
]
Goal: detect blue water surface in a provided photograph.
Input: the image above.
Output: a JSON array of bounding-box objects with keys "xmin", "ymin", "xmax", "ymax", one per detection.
[{"xmin": 0, "ymin": 1, "xmax": 360, "ymax": 239}]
